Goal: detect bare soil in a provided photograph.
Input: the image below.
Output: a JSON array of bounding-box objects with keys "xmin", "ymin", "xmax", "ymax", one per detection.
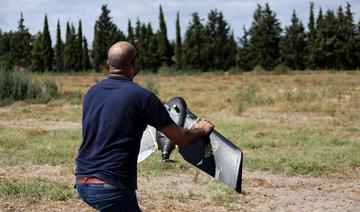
[
  {"xmin": 0, "ymin": 119, "xmax": 80, "ymax": 130},
  {"xmin": 1, "ymin": 93, "xmax": 359, "ymax": 211},
  {"xmin": 0, "ymin": 165, "xmax": 359, "ymax": 212}
]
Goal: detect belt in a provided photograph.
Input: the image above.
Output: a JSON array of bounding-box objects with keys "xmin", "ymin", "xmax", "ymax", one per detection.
[{"xmin": 77, "ymin": 177, "xmax": 107, "ymax": 184}]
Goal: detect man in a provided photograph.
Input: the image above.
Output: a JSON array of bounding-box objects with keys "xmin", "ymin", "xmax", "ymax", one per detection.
[{"xmin": 75, "ymin": 41, "xmax": 214, "ymax": 211}]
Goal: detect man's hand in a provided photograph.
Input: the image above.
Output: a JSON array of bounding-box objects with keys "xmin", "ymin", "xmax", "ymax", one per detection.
[
  {"xmin": 192, "ymin": 119, "xmax": 214, "ymax": 136},
  {"xmin": 160, "ymin": 119, "xmax": 215, "ymax": 147}
]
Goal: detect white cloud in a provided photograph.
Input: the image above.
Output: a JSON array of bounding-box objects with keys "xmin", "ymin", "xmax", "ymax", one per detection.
[{"xmin": 0, "ymin": 0, "xmax": 46, "ymax": 11}]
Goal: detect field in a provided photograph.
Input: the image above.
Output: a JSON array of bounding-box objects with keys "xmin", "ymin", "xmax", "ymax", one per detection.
[{"xmin": 0, "ymin": 71, "xmax": 360, "ymax": 211}]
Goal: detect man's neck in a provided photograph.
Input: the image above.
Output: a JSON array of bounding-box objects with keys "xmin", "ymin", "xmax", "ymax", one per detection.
[{"xmin": 108, "ymin": 69, "xmax": 133, "ymax": 81}]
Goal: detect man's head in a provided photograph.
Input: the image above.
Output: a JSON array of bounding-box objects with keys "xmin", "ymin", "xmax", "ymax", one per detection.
[{"xmin": 107, "ymin": 41, "xmax": 140, "ymax": 80}]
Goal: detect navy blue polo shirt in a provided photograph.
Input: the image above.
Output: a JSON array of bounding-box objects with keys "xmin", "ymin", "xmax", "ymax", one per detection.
[{"xmin": 75, "ymin": 75, "xmax": 173, "ymax": 190}]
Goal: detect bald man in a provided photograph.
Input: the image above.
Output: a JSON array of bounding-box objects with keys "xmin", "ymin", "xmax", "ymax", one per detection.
[{"xmin": 75, "ymin": 41, "xmax": 214, "ymax": 212}]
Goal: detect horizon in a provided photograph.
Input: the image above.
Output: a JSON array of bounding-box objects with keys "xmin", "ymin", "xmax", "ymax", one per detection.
[{"xmin": 1, "ymin": 0, "xmax": 360, "ymax": 47}]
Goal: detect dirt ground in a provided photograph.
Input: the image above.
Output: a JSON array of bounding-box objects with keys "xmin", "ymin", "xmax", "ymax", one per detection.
[
  {"xmin": 0, "ymin": 98, "xmax": 359, "ymax": 211},
  {"xmin": 0, "ymin": 165, "xmax": 359, "ymax": 212}
]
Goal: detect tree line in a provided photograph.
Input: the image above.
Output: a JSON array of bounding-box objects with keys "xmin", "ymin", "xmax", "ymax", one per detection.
[
  {"xmin": 0, "ymin": 13, "xmax": 90, "ymax": 72},
  {"xmin": 0, "ymin": 3, "xmax": 360, "ymax": 72}
]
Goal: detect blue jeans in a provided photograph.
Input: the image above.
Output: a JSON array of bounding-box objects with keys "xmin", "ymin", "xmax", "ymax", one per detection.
[{"xmin": 75, "ymin": 182, "xmax": 141, "ymax": 212}]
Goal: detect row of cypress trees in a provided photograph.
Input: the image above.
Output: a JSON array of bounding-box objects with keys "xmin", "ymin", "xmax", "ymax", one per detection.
[
  {"xmin": 0, "ymin": 14, "xmax": 90, "ymax": 72},
  {"xmin": 238, "ymin": 3, "xmax": 360, "ymax": 71},
  {"xmin": 1, "ymin": 3, "xmax": 360, "ymax": 72},
  {"xmin": 90, "ymin": 5, "xmax": 238, "ymax": 72}
]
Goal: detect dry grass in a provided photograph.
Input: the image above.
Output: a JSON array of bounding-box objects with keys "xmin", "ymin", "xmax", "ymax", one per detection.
[{"xmin": 0, "ymin": 71, "xmax": 359, "ymax": 211}]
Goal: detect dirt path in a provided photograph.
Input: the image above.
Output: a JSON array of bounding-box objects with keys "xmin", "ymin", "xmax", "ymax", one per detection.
[
  {"xmin": 0, "ymin": 119, "xmax": 81, "ymax": 130},
  {"xmin": 1, "ymin": 165, "xmax": 359, "ymax": 211}
]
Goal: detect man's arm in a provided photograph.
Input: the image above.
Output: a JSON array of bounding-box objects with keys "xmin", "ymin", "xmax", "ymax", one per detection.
[{"xmin": 160, "ymin": 120, "xmax": 214, "ymax": 146}]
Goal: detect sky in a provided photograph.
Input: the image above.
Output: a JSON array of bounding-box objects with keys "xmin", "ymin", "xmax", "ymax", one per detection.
[{"xmin": 1, "ymin": 0, "xmax": 360, "ymax": 46}]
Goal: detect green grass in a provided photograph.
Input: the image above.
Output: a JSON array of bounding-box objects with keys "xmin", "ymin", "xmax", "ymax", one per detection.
[
  {"xmin": 0, "ymin": 128, "xmax": 80, "ymax": 166},
  {"xmin": 66, "ymin": 90, "xmax": 83, "ymax": 105},
  {"xmin": 208, "ymin": 182, "xmax": 239, "ymax": 206},
  {"xmin": 0, "ymin": 178, "xmax": 77, "ymax": 203},
  {"xmin": 138, "ymin": 151, "xmax": 190, "ymax": 176},
  {"xmin": 166, "ymin": 191, "xmax": 203, "ymax": 203},
  {"xmin": 0, "ymin": 69, "xmax": 58, "ymax": 105},
  {"xmin": 212, "ymin": 117, "xmax": 360, "ymax": 177},
  {"xmin": 1, "ymin": 71, "xmax": 359, "ymax": 178}
]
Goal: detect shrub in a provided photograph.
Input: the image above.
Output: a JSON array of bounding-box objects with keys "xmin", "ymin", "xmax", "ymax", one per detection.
[
  {"xmin": 228, "ymin": 67, "xmax": 243, "ymax": 75},
  {"xmin": 67, "ymin": 90, "xmax": 82, "ymax": 105},
  {"xmin": 0, "ymin": 68, "xmax": 58, "ymax": 105},
  {"xmin": 274, "ymin": 64, "xmax": 291, "ymax": 75},
  {"xmin": 252, "ymin": 65, "xmax": 267, "ymax": 74}
]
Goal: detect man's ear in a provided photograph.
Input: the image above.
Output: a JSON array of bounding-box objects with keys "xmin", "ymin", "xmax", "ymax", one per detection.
[
  {"xmin": 106, "ymin": 60, "xmax": 109, "ymax": 70},
  {"xmin": 131, "ymin": 59, "xmax": 136, "ymax": 69}
]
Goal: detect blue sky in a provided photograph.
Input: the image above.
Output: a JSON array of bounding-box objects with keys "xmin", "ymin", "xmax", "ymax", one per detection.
[{"xmin": 1, "ymin": 0, "xmax": 360, "ymax": 45}]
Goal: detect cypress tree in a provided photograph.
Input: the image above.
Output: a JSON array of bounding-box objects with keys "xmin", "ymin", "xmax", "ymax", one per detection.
[
  {"xmin": 237, "ymin": 27, "xmax": 254, "ymax": 71},
  {"xmin": 335, "ymin": 6, "xmax": 345, "ymax": 70},
  {"xmin": 183, "ymin": 12, "xmax": 206, "ymax": 70},
  {"xmin": 312, "ymin": 7, "xmax": 325, "ymax": 69},
  {"xmin": 248, "ymin": 3, "xmax": 282, "ymax": 70},
  {"xmin": 248, "ymin": 4, "xmax": 264, "ymax": 69},
  {"xmin": 203, "ymin": 10, "xmax": 233, "ymax": 71},
  {"xmin": 13, "ymin": 13, "xmax": 32, "ymax": 69},
  {"xmin": 82, "ymin": 37, "xmax": 90, "ymax": 70},
  {"xmin": 135, "ymin": 18, "xmax": 141, "ymax": 45},
  {"xmin": 224, "ymin": 32, "xmax": 237, "ymax": 70},
  {"xmin": 64, "ymin": 22, "xmax": 76, "ymax": 71},
  {"xmin": 280, "ymin": 10, "xmax": 306, "ymax": 70},
  {"xmin": 356, "ymin": 21, "xmax": 360, "ymax": 69},
  {"xmin": 157, "ymin": 5, "xmax": 172, "ymax": 66},
  {"xmin": 42, "ymin": 14, "xmax": 53, "ymax": 71},
  {"xmin": 316, "ymin": 10, "xmax": 338, "ymax": 69},
  {"xmin": 0, "ymin": 31, "xmax": 14, "ymax": 69},
  {"xmin": 110, "ymin": 28, "xmax": 126, "ymax": 46},
  {"xmin": 92, "ymin": 4, "xmax": 110, "ymax": 71},
  {"xmin": 202, "ymin": 10, "xmax": 237, "ymax": 71},
  {"xmin": 134, "ymin": 21, "xmax": 160, "ymax": 71},
  {"xmin": 175, "ymin": 11, "xmax": 183, "ymax": 69},
  {"xmin": 54, "ymin": 19, "xmax": 64, "ymax": 72},
  {"xmin": 147, "ymin": 23, "xmax": 161, "ymax": 71},
  {"xmin": 341, "ymin": 3, "xmax": 357, "ymax": 69},
  {"xmin": 92, "ymin": 5, "xmax": 122, "ymax": 71},
  {"xmin": 306, "ymin": 2, "xmax": 317, "ymax": 69},
  {"xmin": 134, "ymin": 20, "xmax": 145, "ymax": 68},
  {"xmin": 75, "ymin": 20, "xmax": 84, "ymax": 71},
  {"xmin": 137, "ymin": 23, "xmax": 150, "ymax": 70},
  {"xmin": 30, "ymin": 32, "xmax": 43, "ymax": 72},
  {"xmin": 308, "ymin": 2, "xmax": 316, "ymax": 37},
  {"xmin": 127, "ymin": 19, "xmax": 135, "ymax": 45}
]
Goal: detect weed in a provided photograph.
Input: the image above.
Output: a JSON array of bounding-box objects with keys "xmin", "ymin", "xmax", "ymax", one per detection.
[
  {"xmin": 144, "ymin": 78, "xmax": 159, "ymax": 95},
  {"xmin": 166, "ymin": 191, "xmax": 200, "ymax": 203},
  {"xmin": 21, "ymin": 108, "xmax": 31, "ymax": 113},
  {"xmin": 67, "ymin": 90, "xmax": 82, "ymax": 105},
  {"xmin": 209, "ymin": 182, "xmax": 239, "ymax": 205},
  {"xmin": 234, "ymin": 81, "xmax": 274, "ymax": 114},
  {"xmin": 0, "ymin": 178, "xmax": 77, "ymax": 203}
]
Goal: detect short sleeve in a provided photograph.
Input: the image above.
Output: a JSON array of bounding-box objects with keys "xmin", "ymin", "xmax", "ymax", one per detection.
[{"xmin": 145, "ymin": 93, "xmax": 174, "ymax": 130}]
